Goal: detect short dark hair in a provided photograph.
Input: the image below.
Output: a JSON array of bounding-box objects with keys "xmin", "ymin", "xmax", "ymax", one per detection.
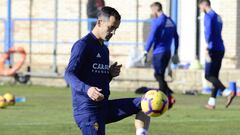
[
  {"xmin": 151, "ymin": 2, "xmax": 162, "ymax": 11},
  {"xmin": 199, "ymin": 0, "xmax": 211, "ymax": 6},
  {"xmin": 98, "ymin": 6, "xmax": 121, "ymax": 21}
]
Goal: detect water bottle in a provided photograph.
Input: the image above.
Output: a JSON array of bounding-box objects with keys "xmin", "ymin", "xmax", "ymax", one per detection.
[{"xmin": 15, "ymin": 97, "xmax": 26, "ymax": 103}]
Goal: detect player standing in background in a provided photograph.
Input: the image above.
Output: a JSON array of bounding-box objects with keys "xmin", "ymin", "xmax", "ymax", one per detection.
[
  {"xmin": 144, "ymin": 2, "xmax": 179, "ymax": 109},
  {"xmin": 87, "ymin": 0, "xmax": 105, "ymax": 31},
  {"xmin": 65, "ymin": 6, "xmax": 150, "ymax": 135},
  {"xmin": 199, "ymin": 0, "xmax": 235, "ymax": 109}
]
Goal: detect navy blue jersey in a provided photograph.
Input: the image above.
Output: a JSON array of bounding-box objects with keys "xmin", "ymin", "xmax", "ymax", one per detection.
[
  {"xmin": 145, "ymin": 14, "xmax": 179, "ymax": 54},
  {"xmin": 204, "ymin": 10, "xmax": 225, "ymax": 51},
  {"xmin": 64, "ymin": 32, "xmax": 111, "ymax": 117}
]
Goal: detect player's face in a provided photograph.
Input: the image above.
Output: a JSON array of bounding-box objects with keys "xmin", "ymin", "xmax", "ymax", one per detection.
[
  {"xmin": 99, "ymin": 16, "xmax": 120, "ymax": 41},
  {"xmin": 199, "ymin": 3, "xmax": 206, "ymax": 12},
  {"xmin": 151, "ymin": 6, "xmax": 158, "ymax": 18}
]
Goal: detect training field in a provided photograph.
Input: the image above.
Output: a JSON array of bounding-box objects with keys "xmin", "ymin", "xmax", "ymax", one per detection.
[{"xmin": 0, "ymin": 85, "xmax": 239, "ymax": 135}]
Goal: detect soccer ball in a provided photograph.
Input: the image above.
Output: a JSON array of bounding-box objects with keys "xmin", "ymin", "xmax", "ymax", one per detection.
[
  {"xmin": 3, "ymin": 93, "xmax": 15, "ymax": 106},
  {"xmin": 0, "ymin": 96, "xmax": 7, "ymax": 108},
  {"xmin": 141, "ymin": 90, "xmax": 168, "ymax": 117}
]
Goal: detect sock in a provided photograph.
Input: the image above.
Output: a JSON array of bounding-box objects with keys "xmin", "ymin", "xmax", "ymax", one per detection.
[
  {"xmin": 208, "ymin": 97, "xmax": 216, "ymax": 106},
  {"xmin": 136, "ymin": 128, "xmax": 148, "ymax": 135}
]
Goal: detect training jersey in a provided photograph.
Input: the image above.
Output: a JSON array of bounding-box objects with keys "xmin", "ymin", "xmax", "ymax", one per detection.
[
  {"xmin": 145, "ymin": 13, "xmax": 179, "ymax": 55},
  {"xmin": 65, "ymin": 32, "xmax": 111, "ymax": 117},
  {"xmin": 204, "ymin": 10, "xmax": 225, "ymax": 51}
]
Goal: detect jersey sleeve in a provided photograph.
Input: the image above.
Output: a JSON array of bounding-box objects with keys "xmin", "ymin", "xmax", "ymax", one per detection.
[
  {"xmin": 173, "ymin": 25, "xmax": 179, "ymax": 54},
  {"xmin": 144, "ymin": 19, "xmax": 163, "ymax": 52},
  {"xmin": 64, "ymin": 41, "xmax": 91, "ymax": 95},
  {"xmin": 204, "ymin": 14, "xmax": 212, "ymax": 43}
]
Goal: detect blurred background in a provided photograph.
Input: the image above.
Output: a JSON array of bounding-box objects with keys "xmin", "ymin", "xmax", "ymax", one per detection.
[
  {"xmin": 0, "ymin": 0, "xmax": 240, "ymax": 92},
  {"xmin": 0, "ymin": 1, "xmax": 240, "ymax": 135}
]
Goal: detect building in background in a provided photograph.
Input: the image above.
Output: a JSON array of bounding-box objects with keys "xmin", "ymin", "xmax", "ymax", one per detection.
[{"xmin": 0, "ymin": 0, "xmax": 239, "ymax": 71}]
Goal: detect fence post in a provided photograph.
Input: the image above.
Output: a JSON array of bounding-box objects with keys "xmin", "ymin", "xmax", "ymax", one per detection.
[
  {"xmin": 170, "ymin": 0, "xmax": 178, "ymax": 55},
  {"xmin": 53, "ymin": 0, "xmax": 59, "ymax": 73},
  {"xmin": 4, "ymin": 0, "xmax": 12, "ymax": 65},
  {"xmin": 135, "ymin": 0, "xmax": 139, "ymax": 48}
]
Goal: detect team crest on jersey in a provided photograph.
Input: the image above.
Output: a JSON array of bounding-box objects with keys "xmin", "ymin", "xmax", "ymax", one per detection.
[{"xmin": 93, "ymin": 122, "xmax": 99, "ymax": 131}]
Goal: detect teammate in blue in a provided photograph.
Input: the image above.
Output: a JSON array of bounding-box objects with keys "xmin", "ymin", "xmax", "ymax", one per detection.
[
  {"xmin": 144, "ymin": 2, "xmax": 179, "ymax": 108},
  {"xmin": 65, "ymin": 6, "xmax": 150, "ymax": 135},
  {"xmin": 199, "ymin": 0, "xmax": 235, "ymax": 109}
]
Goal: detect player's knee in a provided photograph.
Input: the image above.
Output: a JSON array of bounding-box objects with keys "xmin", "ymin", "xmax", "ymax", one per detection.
[
  {"xmin": 205, "ymin": 74, "xmax": 211, "ymax": 81},
  {"xmin": 154, "ymin": 73, "xmax": 164, "ymax": 82},
  {"xmin": 205, "ymin": 75, "xmax": 217, "ymax": 83}
]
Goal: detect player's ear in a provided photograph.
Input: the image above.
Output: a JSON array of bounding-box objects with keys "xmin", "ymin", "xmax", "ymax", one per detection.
[{"xmin": 97, "ymin": 19, "xmax": 102, "ymax": 27}]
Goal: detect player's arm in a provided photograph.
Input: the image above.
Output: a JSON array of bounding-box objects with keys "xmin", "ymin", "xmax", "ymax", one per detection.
[
  {"xmin": 144, "ymin": 20, "xmax": 162, "ymax": 53},
  {"xmin": 173, "ymin": 25, "xmax": 179, "ymax": 55},
  {"xmin": 172, "ymin": 25, "xmax": 180, "ymax": 64},
  {"xmin": 204, "ymin": 14, "xmax": 212, "ymax": 44},
  {"xmin": 64, "ymin": 41, "xmax": 90, "ymax": 95}
]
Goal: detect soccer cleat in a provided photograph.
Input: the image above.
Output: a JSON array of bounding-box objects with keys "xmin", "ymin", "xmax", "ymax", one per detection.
[
  {"xmin": 226, "ymin": 91, "xmax": 236, "ymax": 108},
  {"xmin": 205, "ymin": 104, "xmax": 215, "ymax": 110},
  {"xmin": 135, "ymin": 87, "xmax": 149, "ymax": 94},
  {"xmin": 168, "ymin": 95, "xmax": 176, "ymax": 110}
]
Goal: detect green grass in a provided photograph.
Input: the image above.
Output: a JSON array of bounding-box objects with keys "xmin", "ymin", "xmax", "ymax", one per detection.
[{"xmin": 0, "ymin": 85, "xmax": 239, "ymax": 135}]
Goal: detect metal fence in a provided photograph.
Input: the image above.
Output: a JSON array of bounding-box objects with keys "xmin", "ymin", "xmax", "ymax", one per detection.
[{"xmin": 0, "ymin": 0, "xmax": 177, "ymax": 81}]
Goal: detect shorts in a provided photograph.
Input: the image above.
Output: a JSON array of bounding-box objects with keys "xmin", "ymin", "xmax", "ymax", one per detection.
[
  {"xmin": 152, "ymin": 52, "xmax": 171, "ymax": 75},
  {"xmin": 205, "ymin": 50, "xmax": 224, "ymax": 78},
  {"xmin": 76, "ymin": 97, "xmax": 142, "ymax": 135}
]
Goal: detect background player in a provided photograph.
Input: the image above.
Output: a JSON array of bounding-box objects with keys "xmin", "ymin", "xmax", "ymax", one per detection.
[
  {"xmin": 144, "ymin": 2, "xmax": 179, "ymax": 108},
  {"xmin": 199, "ymin": 0, "xmax": 235, "ymax": 109},
  {"xmin": 87, "ymin": 0, "xmax": 105, "ymax": 31},
  {"xmin": 65, "ymin": 6, "xmax": 150, "ymax": 135}
]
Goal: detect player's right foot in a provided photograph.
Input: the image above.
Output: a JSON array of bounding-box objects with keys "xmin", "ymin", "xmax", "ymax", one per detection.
[
  {"xmin": 226, "ymin": 91, "xmax": 236, "ymax": 108},
  {"xmin": 205, "ymin": 104, "xmax": 215, "ymax": 110},
  {"xmin": 168, "ymin": 95, "xmax": 176, "ymax": 110}
]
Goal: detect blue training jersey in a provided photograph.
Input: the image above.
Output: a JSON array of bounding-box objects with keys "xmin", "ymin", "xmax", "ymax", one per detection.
[
  {"xmin": 64, "ymin": 32, "xmax": 111, "ymax": 117},
  {"xmin": 145, "ymin": 14, "xmax": 179, "ymax": 55},
  {"xmin": 204, "ymin": 10, "xmax": 225, "ymax": 51}
]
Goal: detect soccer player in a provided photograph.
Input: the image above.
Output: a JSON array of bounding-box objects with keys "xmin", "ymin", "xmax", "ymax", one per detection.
[
  {"xmin": 65, "ymin": 6, "xmax": 150, "ymax": 135},
  {"xmin": 144, "ymin": 2, "xmax": 179, "ymax": 108},
  {"xmin": 87, "ymin": 0, "xmax": 105, "ymax": 30},
  {"xmin": 199, "ymin": 0, "xmax": 235, "ymax": 109}
]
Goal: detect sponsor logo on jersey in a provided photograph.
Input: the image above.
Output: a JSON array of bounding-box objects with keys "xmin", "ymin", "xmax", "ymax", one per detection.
[{"xmin": 92, "ymin": 63, "xmax": 109, "ymax": 74}]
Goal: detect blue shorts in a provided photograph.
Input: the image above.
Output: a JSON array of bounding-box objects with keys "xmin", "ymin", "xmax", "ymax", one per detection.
[
  {"xmin": 76, "ymin": 97, "xmax": 141, "ymax": 135},
  {"xmin": 152, "ymin": 52, "xmax": 171, "ymax": 75},
  {"xmin": 205, "ymin": 50, "xmax": 224, "ymax": 78}
]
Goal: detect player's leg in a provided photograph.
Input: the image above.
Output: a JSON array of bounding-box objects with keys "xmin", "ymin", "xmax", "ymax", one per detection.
[
  {"xmin": 152, "ymin": 52, "xmax": 173, "ymax": 96},
  {"xmin": 153, "ymin": 52, "xmax": 175, "ymax": 109},
  {"xmin": 104, "ymin": 97, "xmax": 150, "ymax": 135},
  {"xmin": 75, "ymin": 115, "xmax": 106, "ymax": 135},
  {"xmin": 205, "ymin": 51, "xmax": 229, "ymax": 109},
  {"xmin": 213, "ymin": 51, "xmax": 236, "ymax": 108},
  {"xmin": 135, "ymin": 111, "xmax": 150, "ymax": 135},
  {"xmin": 204, "ymin": 52, "xmax": 220, "ymax": 109}
]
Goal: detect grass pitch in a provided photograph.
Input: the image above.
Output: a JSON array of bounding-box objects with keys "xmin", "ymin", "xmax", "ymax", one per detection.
[{"xmin": 0, "ymin": 85, "xmax": 239, "ymax": 135}]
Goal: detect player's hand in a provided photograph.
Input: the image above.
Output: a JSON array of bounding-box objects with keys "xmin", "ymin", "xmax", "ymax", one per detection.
[
  {"xmin": 87, "ymin": 87, "xmax": 104, "ymax": 102},
  {"xmin": 109, "ymin": 62, "xmax": 122, "ymax": 77},
  {"xmin": 205, "ymin": 49, "xmax": 211, "ymax": 62},
  {"xmin": 143, "ymin": 52, "xmax": 148, "ymax": 64},
  {"xmin": 172, "ymin": 53, "xmax": 180, "ymax": 64}
]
